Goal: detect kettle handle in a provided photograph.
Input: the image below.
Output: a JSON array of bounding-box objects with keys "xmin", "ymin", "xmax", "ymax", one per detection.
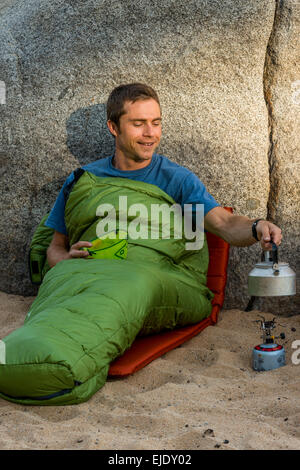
[
  {"xmin": 271, "ymin": 242, "xmax": 278, "ymax": 264},
  {"xmin": 262, "ymin": 242, "xmax": 278, "ymax": 262},
  {"xmin": 262, "ymin": 242, "xmax": 279, "ymax": 274},
  {"xmin": 271, "ymin": 242, "xmax": 280, "ymax": 275}
]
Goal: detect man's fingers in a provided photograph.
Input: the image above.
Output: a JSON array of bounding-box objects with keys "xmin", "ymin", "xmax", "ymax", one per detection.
[
  {"xmin": 69, "ymin": 240, "xmax": 93, "ymax": 259},
  {"xmin": 270, "ymin": 227, "xmax": 282, "ymax": 246},
  {"xmin": 261, "ymin": 226, "xmax": 271, "ymax": 247},
  {"xmin": 260, "ymin": 239, "xmax": 273, "ymax": 250},
  {"xmin": 69, "ymin": 249, "xmax": 90, "ymax": 258},
  {"xmin": 71, "ymin": 241, "xmax": 93, "ymax": 250},
  {"xmin": 258, "ymin": 222, "xmax": 282, "ymax": 250}
]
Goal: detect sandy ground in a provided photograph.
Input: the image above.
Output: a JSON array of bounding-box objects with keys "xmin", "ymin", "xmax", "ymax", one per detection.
[{"xmin": 0, "ymin": 290, "xmax": 299, "ymax": 450}]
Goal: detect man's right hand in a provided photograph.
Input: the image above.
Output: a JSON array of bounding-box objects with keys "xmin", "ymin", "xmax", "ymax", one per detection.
[{"xmin": 47, "ymin": 231, "xmax": 92, "ymax": 268}]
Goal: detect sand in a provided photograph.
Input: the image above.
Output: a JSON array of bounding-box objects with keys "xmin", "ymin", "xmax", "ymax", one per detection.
[{"xmin": 0, "ymin": 290, "xmax": 299, "ymax": 450}]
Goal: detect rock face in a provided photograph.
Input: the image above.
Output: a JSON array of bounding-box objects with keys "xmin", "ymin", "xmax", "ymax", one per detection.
[
  {"xmin": 256, "ymin": 0, "xmax": 300, "ymax": 314},
  {"xmin": 0, "ymin": 0, "xmax": 298, "ymax": 314}
]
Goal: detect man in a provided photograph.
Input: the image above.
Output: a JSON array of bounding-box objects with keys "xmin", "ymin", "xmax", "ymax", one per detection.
[{"xmin": 46, "ymin": 83, "xmax": 282, "ymax": 266}]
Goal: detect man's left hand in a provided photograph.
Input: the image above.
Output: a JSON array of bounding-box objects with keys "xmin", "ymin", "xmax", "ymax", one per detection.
[{"xmin": 256, "ymin": 220, "xmax": 282, "ymax": 250}]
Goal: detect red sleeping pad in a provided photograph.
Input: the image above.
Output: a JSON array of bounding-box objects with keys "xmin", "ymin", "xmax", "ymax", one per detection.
[{"xmin": 108, "ymin": 207, "xmax": 232, "ymax": 376}]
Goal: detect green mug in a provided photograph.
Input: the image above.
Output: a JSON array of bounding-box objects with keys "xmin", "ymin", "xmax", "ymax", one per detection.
[{"xmin": 81, "ymin": 230, "xmax": 128, "ymax": 260}]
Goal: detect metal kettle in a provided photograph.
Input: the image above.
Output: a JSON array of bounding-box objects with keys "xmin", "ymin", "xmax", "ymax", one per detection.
[{"xmin": 248, "ymin": 242, "xmax": 296, "ymax": 297}]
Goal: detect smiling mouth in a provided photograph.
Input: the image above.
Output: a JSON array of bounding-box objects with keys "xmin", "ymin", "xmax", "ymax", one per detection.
[{"xmin": 138, "ymin": 142, "xmax": 154, "ymax": 147}]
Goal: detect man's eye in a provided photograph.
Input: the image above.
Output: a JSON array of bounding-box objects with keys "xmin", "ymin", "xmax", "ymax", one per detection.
[
  {"xmin": 153, "ymin": 121, "xmax": 161, "ymax": 126},
  {"xmin": 133, "ymin": 123, "xmax": 142, "ymax": 127}
]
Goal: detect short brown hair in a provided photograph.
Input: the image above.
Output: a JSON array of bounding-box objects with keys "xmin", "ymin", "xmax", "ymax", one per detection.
[{"xmin": 106, "ymin": 83, "xmax": 160, "ymax": 129}]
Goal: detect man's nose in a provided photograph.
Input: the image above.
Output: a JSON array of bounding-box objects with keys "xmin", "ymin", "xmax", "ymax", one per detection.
[{"xmin": 143, "ymin": 124, "xmax": 155, "ymax": 136}]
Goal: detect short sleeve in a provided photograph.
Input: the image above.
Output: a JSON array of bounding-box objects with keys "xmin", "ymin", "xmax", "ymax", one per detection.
[
  {"xmin": 44, "ymin": 172, "xmax": 75, "ymax": 235},
  {"xmin": 179, "ymin": 172, "xmax": 219, "ymax": 215}
]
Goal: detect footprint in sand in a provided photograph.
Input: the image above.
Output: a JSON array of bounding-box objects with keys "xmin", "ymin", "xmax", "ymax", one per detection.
[
  {"xmin": 29, "ymin": 406, "xmax": 81, "ymax": 423},
  {"xmin": 161, "ymin": 347, "xmax": 219, "ymax": 368}
]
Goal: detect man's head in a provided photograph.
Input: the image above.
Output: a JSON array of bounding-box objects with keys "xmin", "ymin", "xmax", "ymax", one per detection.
[
  {"xmin": 106, "ymin": 83, "xmax": 162, "ymax": 165},
  {"xmin": 107, "ymin": 83, "xmax": 161, "ymax": 130}
]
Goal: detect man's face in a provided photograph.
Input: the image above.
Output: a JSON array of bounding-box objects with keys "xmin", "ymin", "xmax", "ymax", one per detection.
[{"xmin": 108, "ymin": 98, "xmax": 162, "ymax": 163}]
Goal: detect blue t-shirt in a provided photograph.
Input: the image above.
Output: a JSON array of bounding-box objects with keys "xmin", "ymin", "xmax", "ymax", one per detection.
[{"xmin": 45, "ymin": 153, "xmax": 219, "ymax": 235}]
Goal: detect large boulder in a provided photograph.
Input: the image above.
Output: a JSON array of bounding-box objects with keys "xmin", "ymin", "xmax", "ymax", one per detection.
[
  {"xmin": 228, "ymin": 0, "xmax": 300, "ymax": 314},
  {"xmin": 0, "ymin": 0, "xmax": 298, "ymax": 313}
]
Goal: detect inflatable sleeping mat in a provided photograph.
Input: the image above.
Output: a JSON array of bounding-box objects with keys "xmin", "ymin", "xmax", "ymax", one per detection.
[
  {"xmin": 0, "ymin": 171, "xmax": 231, "ymax": 405},
  {"xmin": 108, "ymin": 221, "xmax": 231, "ymax": 376}
]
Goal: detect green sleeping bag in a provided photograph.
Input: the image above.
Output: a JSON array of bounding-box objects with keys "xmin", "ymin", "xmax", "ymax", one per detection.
[{"xmin": 0, "ymin": 172, "xmax": 213, "ymax": 405}]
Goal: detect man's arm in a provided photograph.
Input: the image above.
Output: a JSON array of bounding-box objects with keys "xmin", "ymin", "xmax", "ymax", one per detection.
[
  {"xmin": 204, "ymin": 207, "xmax": 282, "ymax": 250},
  {"xmin": 47, "ymin": 231, "xmax": 92, "ymax": 268}
]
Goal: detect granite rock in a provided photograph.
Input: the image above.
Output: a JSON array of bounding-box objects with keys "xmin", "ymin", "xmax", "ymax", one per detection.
[{"xmin": 0, "ymin": 0, "xmax": 298, "ymax": 314}]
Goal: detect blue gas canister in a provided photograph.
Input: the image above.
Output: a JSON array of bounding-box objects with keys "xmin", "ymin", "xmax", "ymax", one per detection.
[
  {"xmin": 252, "ymin": 316, "xmax": 286, "ymax": 372},
  {"xmin": 252, "ymin": 343, "xmax": 285, "ymax": 371}
]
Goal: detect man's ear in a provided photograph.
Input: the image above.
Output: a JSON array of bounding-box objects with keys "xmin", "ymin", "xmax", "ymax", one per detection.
[{"xmin": 107, "ymin": 120, "xmax": 119, "ymax": 137}]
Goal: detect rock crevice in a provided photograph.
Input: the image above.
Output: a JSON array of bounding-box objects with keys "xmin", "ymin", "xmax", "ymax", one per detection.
[{"xmin": 263, "ymin": 0, "xmax": 289, "ymax": 224}]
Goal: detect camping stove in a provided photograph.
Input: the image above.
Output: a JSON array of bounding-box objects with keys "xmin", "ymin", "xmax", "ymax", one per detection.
[{"xmin": 252, "ymin": 315, "xmax": 286, "ymax": 371}]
